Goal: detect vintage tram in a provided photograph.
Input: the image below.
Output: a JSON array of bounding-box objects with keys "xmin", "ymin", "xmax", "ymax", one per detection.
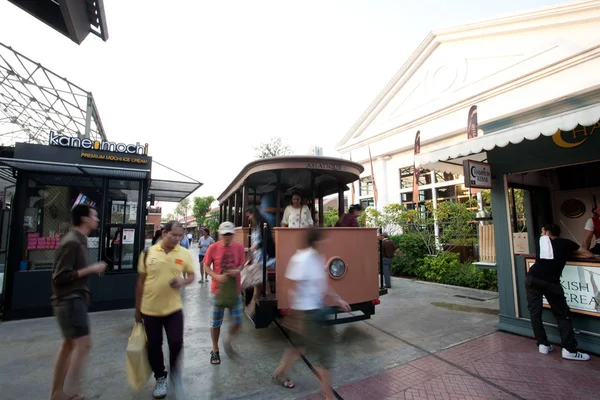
[{"xmin": 217, "ymin": 155, "xmax": 387, "ymax": 328}]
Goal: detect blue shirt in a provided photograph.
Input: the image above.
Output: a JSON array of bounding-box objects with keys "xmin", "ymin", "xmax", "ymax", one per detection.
[
  {"xmin": 259, "ymin": 191, "xmax": 277, "ymax": 227},
  {"xmin": 180, "ymin": 236, "xmax": 189, "ymax": 248}
]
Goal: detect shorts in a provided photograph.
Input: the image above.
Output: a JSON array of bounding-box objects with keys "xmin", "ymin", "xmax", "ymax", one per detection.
[
  {"xmin": 199, "ymin": 254, "xmax": 205, "ymax": 263},
  {"xmin": 53, "ymin": 295, "xmax": 90, "ymax": 339},
  {"xmin": 286, "ymin": 309, "xmax": 334, "ymax": 368},
  {"xmin": 209, "ymin": 293, "xmax": 243, "ymax": 328}
]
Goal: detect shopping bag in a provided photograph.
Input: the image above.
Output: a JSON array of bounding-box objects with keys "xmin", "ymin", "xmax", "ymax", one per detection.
[
  {"xmin": 241, "ymin": 263, "xmax": 263, "ymax": 289},
  {"xmin": 216, "ymin": 278, "xmax": 238, "ymax": 309},
  {"xmin": 126, "ymin": 323, "xmax": 152, "ymax": 391}
]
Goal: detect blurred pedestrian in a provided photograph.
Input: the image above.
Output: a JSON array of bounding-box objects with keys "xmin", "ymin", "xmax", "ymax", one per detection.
[
  {"xmin": 272, "ymin": 228, "xmax": 350, "ymax": 399},
  {"xmin": 198, "ymin": 229, "xmax": 214, "ymax": 283},
  {"xmin": 49, "ymin": 204, "xmax": 107, "ymax": 400}
]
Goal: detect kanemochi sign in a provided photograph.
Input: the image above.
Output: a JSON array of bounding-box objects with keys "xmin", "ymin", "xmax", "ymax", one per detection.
[{"xmin": 49, "ymin": 131, "xmax": 149, "ymax": 155}]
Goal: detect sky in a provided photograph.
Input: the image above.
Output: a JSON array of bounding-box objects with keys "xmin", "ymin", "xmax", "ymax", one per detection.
[{"xmin": 0, "ymin": 0, "xmax": 566, "ymax": 214}]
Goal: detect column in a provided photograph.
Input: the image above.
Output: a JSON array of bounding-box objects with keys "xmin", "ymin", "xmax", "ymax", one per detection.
[{"xmin": 431, "ymin": 170, "xmax": 440, "ymax": 250}]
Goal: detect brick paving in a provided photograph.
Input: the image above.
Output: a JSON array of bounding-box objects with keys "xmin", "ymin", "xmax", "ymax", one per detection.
[{"xmin": 300, "ymin": 331, "xmax": 600, "ymax": 400}]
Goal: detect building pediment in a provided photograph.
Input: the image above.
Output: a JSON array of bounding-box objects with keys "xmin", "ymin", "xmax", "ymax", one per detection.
[{"xmin": 337, "ymin": 0, "xmax": 600, "ymax": 152}]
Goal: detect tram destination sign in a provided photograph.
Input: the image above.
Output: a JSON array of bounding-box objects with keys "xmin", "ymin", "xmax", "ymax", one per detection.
[
  {"xmin": 463, "ymin": 160, "xmax": 492, "ymax": 189},
  {"xmin": 307, "ymin": 162, "xmax": 341, "ymax": 171},
  {"xmin": 49, "ymin": 131, "xmax": 149, "ymax": 155}
]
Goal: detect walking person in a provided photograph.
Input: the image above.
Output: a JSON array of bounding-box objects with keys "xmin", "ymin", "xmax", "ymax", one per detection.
[
  {"xmin": 203, "ymin": 221, "xmax": 245, "ymax": 364},
  {"xmin": 272, "ymin": 228, "xmax": 350, "ymax": 399},
  {"xmin": 381, "ymin": 232, "xmax": 399, "ymax": 289},
  {"xmin": 197, "ymin": 229, "xmax": 214, "ymax": 283},
  {"xmin": 49, "ymin": 204, "xmax": 107, "ymax": 400},
  {"xmin": 134, "ymin": 221, "xmax": 195, "ymax": 399},
  {"xmin": 526, "ymin": 223, "xmax": 593, "ymax": 360}
]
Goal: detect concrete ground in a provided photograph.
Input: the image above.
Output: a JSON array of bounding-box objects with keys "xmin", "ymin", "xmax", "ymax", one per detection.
[{"xmin": 0, "ymin": 247, "xmax": 501, "ymax": 400}]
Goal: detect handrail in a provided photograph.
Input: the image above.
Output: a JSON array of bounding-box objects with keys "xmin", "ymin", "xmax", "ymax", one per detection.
[{"xmin": 262, "ymin": 222, "xmax": 267, "ymax": 299}]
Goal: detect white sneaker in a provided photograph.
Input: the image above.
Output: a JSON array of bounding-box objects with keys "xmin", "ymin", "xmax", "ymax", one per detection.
[
  {"xmin": 538, "ymin": 344, "xmax": 553, "ymax": 354},
  {"xmin": 153, "ymin": 376, "xmax": 168, "ymax": 399},
  {"xmin": 562, "ymin": 348, "xmax": 591, "ymax": 361}
]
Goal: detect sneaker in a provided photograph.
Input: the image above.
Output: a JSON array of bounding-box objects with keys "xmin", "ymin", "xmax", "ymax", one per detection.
[
  {"xmin": 170, "ymin": 371, "xmax": 188, "ymax": 400},
  {"xmin": 538, "ymin": 344, "xmax": 553, "ymax": 354},
  {"xmin": 562, "ymin": 348, "xmax": 591, "ymax": 361},
  {"xmin": 153, "ymin": 376, "xmax": 168, "ymax": 399}
]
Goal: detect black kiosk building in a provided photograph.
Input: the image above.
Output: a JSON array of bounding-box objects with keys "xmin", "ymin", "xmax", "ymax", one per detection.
[{"xmin": 0, "ymin": 138, "xmax": 201, "ymax": 320}]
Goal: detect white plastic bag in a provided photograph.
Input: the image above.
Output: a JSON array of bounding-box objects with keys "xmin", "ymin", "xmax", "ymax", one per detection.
[{"xmin": 126, "ymin": 323, "xmax": 152, "ymax": 391}]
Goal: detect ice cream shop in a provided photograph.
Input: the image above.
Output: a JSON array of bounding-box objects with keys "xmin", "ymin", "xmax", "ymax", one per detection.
[{"xmin": 0, "ymin": 138, "xmax": 201, "ymax": 320}]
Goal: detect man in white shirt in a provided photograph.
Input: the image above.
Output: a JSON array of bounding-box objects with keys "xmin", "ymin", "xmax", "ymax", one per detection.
[{"xmin": 271, "ymin": 228, "xmax": 350, "ymax": 399}]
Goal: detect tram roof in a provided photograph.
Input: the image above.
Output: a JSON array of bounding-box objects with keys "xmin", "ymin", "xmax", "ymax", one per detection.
[{"xmin": 218, "ymin": 155, "xmax": 364, "ymax": 203}]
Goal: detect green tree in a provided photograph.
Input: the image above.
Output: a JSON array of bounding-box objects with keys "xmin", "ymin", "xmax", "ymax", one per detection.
[
  {"xmin": 323, "ymin": 206, "xmax": 340, "ymax": 227},
  {"xmin": 253, "ymin": 137, "xmax": 293, "ymax": 159},
  {"xmin": 435, "ymin": 199, "xmax": 478, "ymax": 248},
  {"xmin": 192, "ymin": 196, "xmax": 216, "ymax": 227},
  {"xmin": 161, "ymin": 212, "xmax": 175, "ymax": 223},
  {"xmin": 204, "ymin": 210, "xmax": 220, "ymax": 235},
  {"xmin": 174, "ymin": 198, "xmax": 191, "ymax": 226}
]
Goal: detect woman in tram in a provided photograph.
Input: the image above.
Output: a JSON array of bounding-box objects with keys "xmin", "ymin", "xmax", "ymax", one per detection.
[
  {"xmin": 245, "ymin": 207, "xmax": 276, "ymax": 313},
  {"xmin": 281, "ymin": 192, "xmax": 314, "ymax": 228}
]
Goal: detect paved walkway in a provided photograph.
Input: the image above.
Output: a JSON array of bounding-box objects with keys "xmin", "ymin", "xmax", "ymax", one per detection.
[{"xmin": 301, "ymin": 331, "xmax": 600, "ymax": 400}]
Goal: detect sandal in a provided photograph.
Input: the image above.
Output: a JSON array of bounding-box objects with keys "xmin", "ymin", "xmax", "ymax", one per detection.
[
  {"xmin": 272, "ymin": 372, "xmax": 295, "ymax": 388},
  {"xmin": 210, "ymin": 350, "xmax": 221, "ymax": 365}
]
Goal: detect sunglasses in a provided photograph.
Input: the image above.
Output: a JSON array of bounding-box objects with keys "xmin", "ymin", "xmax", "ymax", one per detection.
[{"xmin": 222, "ymin": 233, "xmax": 233, "ymax": 236}]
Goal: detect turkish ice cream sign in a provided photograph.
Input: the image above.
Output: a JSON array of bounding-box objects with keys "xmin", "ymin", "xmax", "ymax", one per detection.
[
  {"xmin": 527, "ymin": 259, "xmax": 600, "ymax": 317},
  {"xmin": 49, "ymin": 131, "xmax": 148, "ymax": 155},
  {"xmin": 463, "ymin": 160, "xmax": 492, "ymax": 189}
]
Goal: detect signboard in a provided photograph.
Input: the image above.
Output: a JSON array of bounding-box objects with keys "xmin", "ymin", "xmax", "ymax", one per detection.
[
  {"xmin": 552, "ymin": 122, "xmax": 599, "ymax": 149},
  {"xmin": 526, "ymin": 259, "xmax": 600, "ymax": 317},
  {"xmin": 49, "ymin": 131, "xmax": 149, "ymax": 155},
  {"xmin": 122, "ymin": 229, "xmax": 135, "ymax": 245},
  {"xmin": 463, "ymin": 160, "xmax": 492, "ymax": 189},
  {"xmin": 513, "ymin": 233, "xmax": 529, "ymax": 254}
]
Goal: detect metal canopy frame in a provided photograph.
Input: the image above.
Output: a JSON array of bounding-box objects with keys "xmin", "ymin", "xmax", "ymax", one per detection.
[
  {"xmin": 148, "ymin": 179, "xmax": 203, "ymax": 203},
  {"xmin": 0, "ymin": 41, "xmax": 107, "ymax": 148}
]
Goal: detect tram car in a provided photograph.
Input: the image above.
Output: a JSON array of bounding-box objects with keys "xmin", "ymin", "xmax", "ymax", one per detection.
[{"xmin": 217, "ymin": 155, "xmax": 388, "ymax": 328}]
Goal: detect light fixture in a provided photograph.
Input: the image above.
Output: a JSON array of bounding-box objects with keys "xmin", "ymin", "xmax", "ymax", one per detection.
[{"xmin": 328, "ymin": 257, "xmax": 346, "ymax": 278}]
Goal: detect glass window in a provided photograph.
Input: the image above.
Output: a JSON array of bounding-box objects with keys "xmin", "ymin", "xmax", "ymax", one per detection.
[
  {"xmin": 435, "ymin": 171, "xmax": 459, "ymax": 183},
  {"xmin": 400, "ymin": 167, "xmax": 413, "ymax": 189},
  {"xmin": 359, "ymin": 176, "xmax": 373, "ymax": 196},
  {"xmin": 418, "ymin": 169, "xmax": 432, "ymax": 185},
  {"xmin": 400, "ymin": 192, "xmax": 413, "ymax": 203},
  {"xmin": 436, "ymin": 186, "xmax": 456, "ymax": 201},
  {"xmin": 23, "ymin": 177, "xmax": 102, "ymax": 271},
  {"xmin": 360, "ymin": 198, "xmax": 374, "ymax": 209},
  {"xmin": 106, "ymin": 180, "xmax": 140, "ymax": 224}
]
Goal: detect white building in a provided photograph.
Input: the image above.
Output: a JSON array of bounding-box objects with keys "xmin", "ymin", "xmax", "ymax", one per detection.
[{"xmin": 336, "ymin": 0, "xmax": 600, "ymax": 212}]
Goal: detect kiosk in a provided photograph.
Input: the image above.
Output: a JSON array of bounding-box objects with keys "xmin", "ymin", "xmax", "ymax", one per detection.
[{"xmin": 0, "ymin": 139, "xmax": 201, "ymax": 320}]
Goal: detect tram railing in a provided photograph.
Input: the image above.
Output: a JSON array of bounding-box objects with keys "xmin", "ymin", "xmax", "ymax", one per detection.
[
  {"xmin": 379, "ymin": 226, "xmax": 384, "ymax": 289},
  {"xmin": 262, "ymin": 222, "xmax": 267, "ymax": 299}
]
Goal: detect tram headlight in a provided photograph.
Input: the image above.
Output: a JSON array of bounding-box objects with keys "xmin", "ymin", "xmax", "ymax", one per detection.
[{"xmin": 329, "ymin": 258, "xmax": 346, "ymax": 278}]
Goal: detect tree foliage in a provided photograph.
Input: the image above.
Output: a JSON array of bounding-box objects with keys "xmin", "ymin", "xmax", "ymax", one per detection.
[
  {"xmin": 253, "ymin": 137, "xmax": 293, "ymax": 159},
  {"xmin": 192, "ymin": 196, "xmax": 216, "ymax": 228},
  {"xmin": 323, "ymin": 206, "xmax": 340, "ymax": 227},
  {"xmin": 359, "ymin": 200, "xmax": 478, "ymax": 255},
  {"xmin": 174, "ymin": 198, "xmax": 191, "ymax": 224},
  {"xmin": 161, "ymin": 213, "xmax": 175, "ymax": 223}
]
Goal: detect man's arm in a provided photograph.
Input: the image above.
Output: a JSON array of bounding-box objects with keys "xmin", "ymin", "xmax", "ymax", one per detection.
[
  {"xmin": 584, "ymin": 230, "xmax": 595, "ymax": 250},
  {"xmin": 575, "ymin": 246, "xmax": 594, "ymax": 259},
  {"xmin": 53, "ymin": 242, "xmax": 105, "ymax": 285}
]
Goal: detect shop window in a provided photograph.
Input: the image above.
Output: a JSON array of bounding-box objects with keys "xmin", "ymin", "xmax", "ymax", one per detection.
[
  {"xmin": 23, "ymin": 177, "xmax": 103, "ymax": 271},
  {"xmin": 435, "ymin": 171, "xmax": 459, "ymax": 183},
  {"xmin": 436, "ymin": 185, "xmax": 456, "ymax": 201},
  {"xmin": 400, "ymin": 167, "xmax": 413, "ymax": 189},
  {"xmin": 418, "ymin": 189, "xmax": 433, "ymax": 202},
  {"xmin": 418, "ymin": 169, "xmax": 432, "ymax": 185},
  {"xmin": 401, "ymin": 192, "xmax": 413, "ymax": 203},
  {"xmin": 359, "ymin": 176, "xmax": 373, "ymax": 196},
  {"xmin": 106, "ymin": 180, "xmax": 140, "ymax": 224},
  {"xmin": 105, "ymin": 180, "xmax": 141, "ymax": 271}
]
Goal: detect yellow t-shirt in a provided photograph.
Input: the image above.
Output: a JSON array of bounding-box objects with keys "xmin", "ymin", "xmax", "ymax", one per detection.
[{"xmin": 138, "ymin": 243, "xmax": 194, "ymax": 317}]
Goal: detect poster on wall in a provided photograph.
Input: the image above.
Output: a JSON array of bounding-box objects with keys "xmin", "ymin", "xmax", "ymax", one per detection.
[
  {"xmin": 513, "ymin": 233, "xmax": 529, "ymax": 254},
  {"xmin": 122, "ymin": 229, "xmax": 135, "ymax": 244},
  {"xmin": 527, "ymin": 259, "xmax": 600, "ymax": 316}
]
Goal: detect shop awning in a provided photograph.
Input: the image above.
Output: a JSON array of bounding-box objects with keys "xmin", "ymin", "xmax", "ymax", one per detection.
[
  {"xmin": 416, "ymin": 104, "xmax": 600, "ymax": 169},
  {"xmin": 0, "ymin": 157, "xmax": 150, "ymax": 179},
  {"xmin": 148, "ymin": 179, "xmax": 203, "ymax": 203}
]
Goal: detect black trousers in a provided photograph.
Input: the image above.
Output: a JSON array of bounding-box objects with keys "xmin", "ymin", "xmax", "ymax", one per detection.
[
  {"xmin": 143, "ymin": 310, "xmax": 184, "ymax": 379},
  {"xmin": 525, "ymin": 275, "xmax": 577, "ymax": 353}
]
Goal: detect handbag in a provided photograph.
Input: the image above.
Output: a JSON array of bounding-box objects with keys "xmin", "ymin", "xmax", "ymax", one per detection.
[
  {"xmin": 241, "ymin": 263, "xmax": 263, "ymax": 289},
  {"xmin": 126, "ymin": 323, "xmax": 152, "ymax": 391}
]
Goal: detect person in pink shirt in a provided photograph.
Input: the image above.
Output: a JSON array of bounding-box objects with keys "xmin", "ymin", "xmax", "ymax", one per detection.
[{"xmin": 203, "ymin": 221, "xmax": 245, "ymax": 365}]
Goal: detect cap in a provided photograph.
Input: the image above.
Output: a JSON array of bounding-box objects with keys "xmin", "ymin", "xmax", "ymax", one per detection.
[{"xmin": 218, "ymin": 221, "xmax": 235, "ymax": 235}]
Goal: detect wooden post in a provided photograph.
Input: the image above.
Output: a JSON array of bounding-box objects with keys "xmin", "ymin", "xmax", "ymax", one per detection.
[
  {"xmin": 338, "ymin": 186, "xmax": 345, "ymax": 218},
  {"xmin": 219, "ymin": 203, "xmax": 223, "ymax": 223},
  {"xmin": 276, "ymin": 171, "xmax": 282, "ymax": 226},
  {"xmin": 318, "ymin": 195, "xmax": 324, "ymax": 227},
  {"xmin": 234, "ymin": 190, "xmax": 241, "ymax": 226},
  {"xmin": 242, "ymin": 183, "xmax": 249, "ymax": 227}
]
